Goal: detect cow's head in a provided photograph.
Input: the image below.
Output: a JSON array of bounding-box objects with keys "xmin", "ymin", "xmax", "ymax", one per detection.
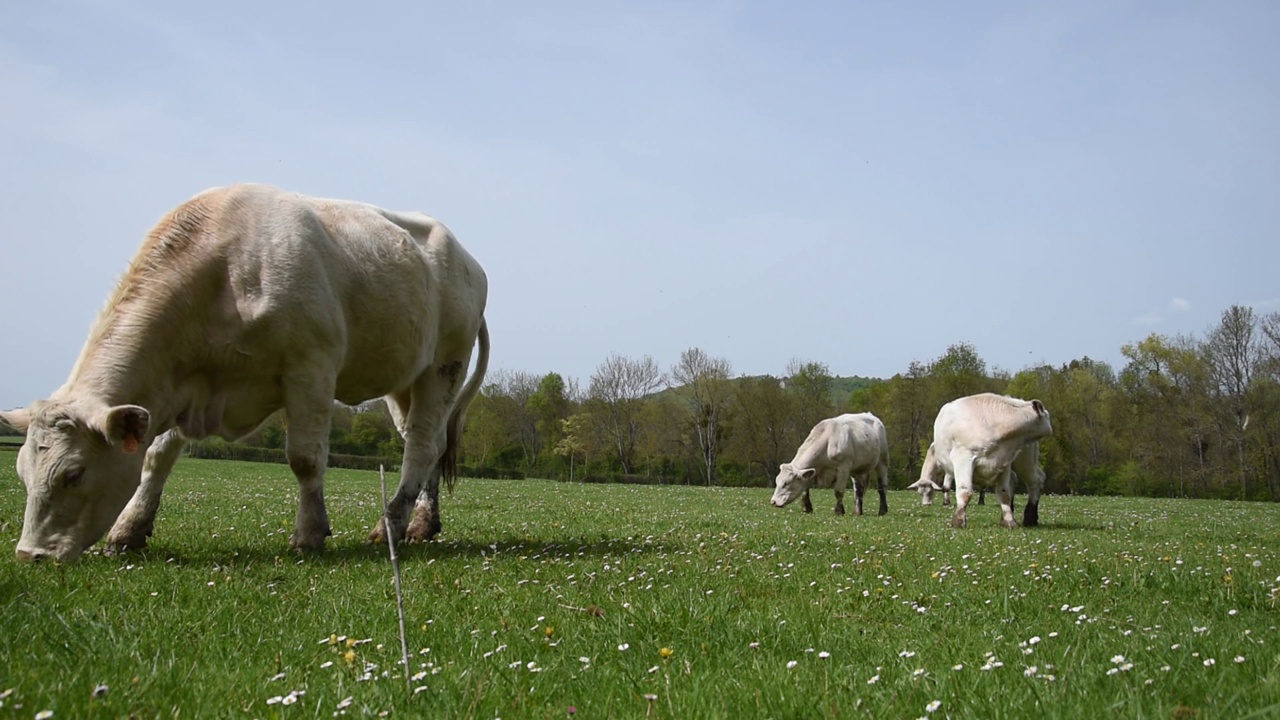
[
  {"xmin": 1030, "ymin": 399, "xmax": 1053, "ymax": 437},
  {"xmin": 0, "ymin": 400, "xmax": 150, "ymax": 562},
  {"xmin": 906, "ymin": 477, "xmax": 944, "ymax": 505},
  {"xmin": 770, "ymin": 463, "xmax": 815, "ymax": 508}
]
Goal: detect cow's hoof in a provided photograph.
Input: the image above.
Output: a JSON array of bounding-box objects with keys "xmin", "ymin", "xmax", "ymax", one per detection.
[
  {"xmin": 405, "ymin": 516, "xmax": 441, "ymax": 543},
  {"xmin": 1001, "ymin": 518, "xmax": 1019, "ymax": 529},
  {"xmin": 290, "ymin": 531, "xmax": 329, "ymax": 553},
  {"xmin": 878, "ymin": 507, "xmax": 889, "ymax": 516},
  {"xmin": 103, "ymin": 534, "xmax": 148, "ymax": 554},
  {"xmin": 950, "ymin": 515, "xmax": 967, "ymax": 529},
  {"xmin": 367, "ymin": 518, "xmax": 408, "ymax": 547},
  {"xmin": 1023, "ymin": 504, "xmax": 1040, "ymax": 527}
]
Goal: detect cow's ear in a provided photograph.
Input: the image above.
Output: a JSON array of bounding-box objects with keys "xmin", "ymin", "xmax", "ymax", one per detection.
[
  {"xmin": 799, "ymin": 468, "xmax": 817, "ymax": 481},
  {"xmin": 0, "ymin": 407, "xmax": 32, "ymax": 434},
  {"xmin": 99, "ymin": 405, "xmax": 150, "ymax": 454},
  {"xmin": 906, "ymin": 479, "xmax": 922, "ymax": 489},
  {"xmin": 1032, "ymin": 399, "xmax": 1046, "ymax": 415},
  {"xmin": 778, "ymin": 463, "xmax": 792, "ymax": 474}
]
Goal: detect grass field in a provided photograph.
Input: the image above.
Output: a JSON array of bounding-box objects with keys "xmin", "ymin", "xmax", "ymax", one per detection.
[{"xmin": 1, "ymin": 459, "xmax": 1279, "ymax": 719}]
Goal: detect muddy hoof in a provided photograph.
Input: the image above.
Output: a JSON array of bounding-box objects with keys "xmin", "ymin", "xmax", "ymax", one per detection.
[{"xmin": 405, "ymin": 516, "xmax": 441, "ymax": 543}]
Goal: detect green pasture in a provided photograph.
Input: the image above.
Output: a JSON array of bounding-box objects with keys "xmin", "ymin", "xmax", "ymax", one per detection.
[{"xmin": 1, "ymin": 459, "xmax": 1278, "ymax": 718}]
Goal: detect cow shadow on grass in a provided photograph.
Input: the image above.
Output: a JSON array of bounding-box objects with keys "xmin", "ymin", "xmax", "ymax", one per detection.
[{"xmin": 86, "ymin": 534, "xmax": 677, "ymax": 567}]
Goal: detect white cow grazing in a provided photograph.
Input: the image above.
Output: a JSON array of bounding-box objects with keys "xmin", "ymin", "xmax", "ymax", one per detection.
[
  {"xmin": 0, "ymin": 184, "xmax": 489, "ymax": 562},
  {"xmin": 929, "ymin": 393, "xmax": 1052, "ymax": 528},
  {"xmin": 907, "ymin": 443, "xmax": 952, "ymax": 506},
  {"xmin": 909, "ymin": 441, "xmax": 1045, "ymax": 519},
  {"xmin": 770, "ymin": 413, "xmax": 890, "ymax": 516}
]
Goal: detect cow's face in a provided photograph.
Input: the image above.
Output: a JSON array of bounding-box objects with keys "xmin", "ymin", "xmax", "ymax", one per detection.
[
  {"xmin": 906, "ymin": 478, "xmax": 943, "ymax": 505},
  {"xmin": 0, "ymin": 401, "xmax": 149, "ymax": 562},
  {"xmin": 770, "ymin": 463, "xmax": 816, "ymax": 507}
]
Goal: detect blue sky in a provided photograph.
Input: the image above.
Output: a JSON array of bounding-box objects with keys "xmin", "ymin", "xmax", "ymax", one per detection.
[{"xmin": 2, "ymin": 1, "xmax": 1278, "ymax": 409}]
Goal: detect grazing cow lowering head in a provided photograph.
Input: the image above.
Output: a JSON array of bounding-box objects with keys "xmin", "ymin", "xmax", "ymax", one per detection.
[
  {"xmin": 906, "ymin": 443, "xmax": 948, "ymax": 505},
  {"xmin": 770, "ymin": 463, "xmax": 817, "ymax": 508},
  {"xmin": 1, "ymin": 401, "xmax": 150, "ymax": 562}
]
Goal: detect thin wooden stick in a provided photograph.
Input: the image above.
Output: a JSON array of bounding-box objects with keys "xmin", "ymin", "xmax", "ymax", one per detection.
[{"xmin": 379, "ymin": 465, "xmax": 412, "ymax": 693}]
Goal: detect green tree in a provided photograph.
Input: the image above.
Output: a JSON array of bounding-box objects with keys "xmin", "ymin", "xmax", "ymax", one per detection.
[
  {"xmin": 725, "ymin": 375, "xmax": 798, "ymax": 483},
  {"xmin": 785, "ymin": 358, "xmax": 834, "ymax": 439}
]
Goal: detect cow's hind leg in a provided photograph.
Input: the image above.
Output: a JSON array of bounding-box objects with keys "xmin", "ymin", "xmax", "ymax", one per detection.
[
  {"xmin": 996, "ymin": 468, "xmax": 1018, "ymax": 529},
  {"xmin": 370, "ymin": 392, "xmax": 444, "ymax": 544},
  {"xmin": 284, "ymin": 370, "xmax": 337, "ymax": 552},
  {"xmin": 105, "ymin": 429, "xmax": 186, "ymax": 552},
  {"xmin": 853, "ymin": 472, "xmax": 867, "ymax": 516},
  {"xmin": 379, "ymin": 362, "xmax": 467, "ymax": 546},
  {"xmin": 1023, "ymin": 469, "xmax": 1043, "ymax": 527},
  {"xmin": 405, "ymin": 462, "xmax": 443, "ymax": 542}
]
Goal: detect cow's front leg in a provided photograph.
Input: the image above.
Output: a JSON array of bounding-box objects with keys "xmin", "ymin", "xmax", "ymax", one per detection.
[
  {"xmin": 802, "ymin": 488, "xmax": 813, "ymax": 514},
  {"xmin": 106, "ymin": 428, "xmax": 186, "ymax": 552},
  {"xmin": 285, "ymin": 372, "xmax": 337, "ymax": 552},
  {"xmin": 875, "ymin": 463, "xmax": 889, "ymax": 516},
  {"xmin": 834, "ymin": 464, "xmax": 849, "ymax": 515},
  {"xmin": 950, "ymin": 460, "xmax": 975, "ymax": 529}
]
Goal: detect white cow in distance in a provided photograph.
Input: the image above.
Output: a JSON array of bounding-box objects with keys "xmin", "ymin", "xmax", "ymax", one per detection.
[
  {"xmin": 0, "ymin": 183, "xmax": 489, "ymax": 562},
  {"xmin": 928, "ymin": 393, "xmax": 1052, "ymax": 528},
  {"xmin": 770, "ymin": 413, "xmax": 890, "ymax": 517}
]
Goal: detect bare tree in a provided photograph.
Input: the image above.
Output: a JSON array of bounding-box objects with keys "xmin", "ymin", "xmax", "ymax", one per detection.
[
  {"xmin": 588, "ymin": 354, "xmax": 666, "ymax": 474},
  {"xmin": 670, "ymin": 348, "xmax": 733, "ymax": 485},
  {"xmin": 1204, "ymin": 305, "xmax": 1257, "ymax": 498}
]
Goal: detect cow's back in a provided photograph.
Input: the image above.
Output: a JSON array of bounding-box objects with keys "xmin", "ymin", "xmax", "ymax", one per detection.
[
  {"xmin": 826, "ymin": 413, "xmax": 888, "ymax": 472},
  {"xmin": 67, "ymin": 183, "xmax": 487, "ymax": 438},
  {"xmin": 933, "ymin": 394, "xmax": 1050, "ymax": 481},
  {"xmin": 211, "ymin": 185, "xmax": 486, "ymax": 404}
]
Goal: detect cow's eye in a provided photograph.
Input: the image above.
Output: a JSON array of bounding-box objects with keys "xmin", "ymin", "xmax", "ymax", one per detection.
[{"xmin": 64, "ymin": 468, "xmax": 85, "ymax": 488}]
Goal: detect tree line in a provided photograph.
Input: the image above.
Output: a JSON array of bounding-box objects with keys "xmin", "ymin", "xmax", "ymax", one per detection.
[
  {"xmin": 453, "ymin": 303, "xmax": 1280, "ymax": 500},
  {"xmin": 9, "ymin": 304, "xmax": 1278, "ymax": 500}
]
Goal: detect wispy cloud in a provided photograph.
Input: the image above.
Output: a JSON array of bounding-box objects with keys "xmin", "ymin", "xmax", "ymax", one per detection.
[{"xmin": 1169, "ymin": 297, "xmax": 1191, "ymax": 312}]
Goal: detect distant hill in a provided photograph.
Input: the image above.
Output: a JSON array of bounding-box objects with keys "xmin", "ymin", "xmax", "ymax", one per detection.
[{"xmin": 829, "ymin": 376, "xmax": 882, "ymax": 404}]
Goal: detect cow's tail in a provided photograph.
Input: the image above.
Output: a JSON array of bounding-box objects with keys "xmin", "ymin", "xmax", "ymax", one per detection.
[{"xmin": 441, "ymin": 317, "xmax": 490, "ymax": 494}]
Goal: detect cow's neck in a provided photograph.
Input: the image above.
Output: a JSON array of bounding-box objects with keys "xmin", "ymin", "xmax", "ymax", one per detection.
[{"xmin": 62, "ymin": 311, "xmax": 192, "ymax": 430}]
